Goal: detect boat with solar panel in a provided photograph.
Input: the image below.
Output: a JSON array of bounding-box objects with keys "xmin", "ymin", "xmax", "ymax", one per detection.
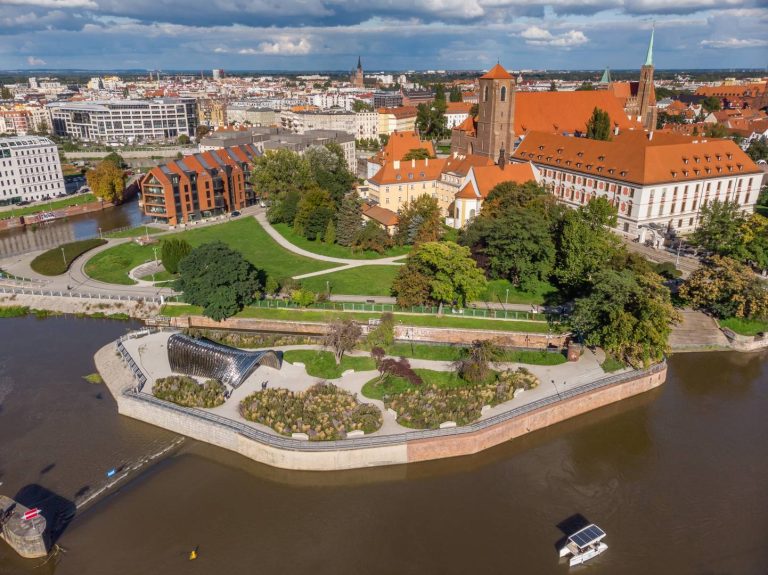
[{"xmin": 558, "ymin": 523, "xmax": 608, "ymax": 566}]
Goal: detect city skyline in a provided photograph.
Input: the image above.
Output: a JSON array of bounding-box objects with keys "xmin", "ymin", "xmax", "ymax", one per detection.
[{"xmin": 0, "ymin": 1, "xmax": 766, "ymax": 71}]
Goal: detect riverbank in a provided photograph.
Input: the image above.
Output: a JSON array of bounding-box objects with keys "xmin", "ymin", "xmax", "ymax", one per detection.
[
  {"xmin": 96, "ymin": 331, "xmax": 667, "ymax": 471},
  {"xmin": 0, "ymin": 292, "xmax": 160, "ymax": 319}
]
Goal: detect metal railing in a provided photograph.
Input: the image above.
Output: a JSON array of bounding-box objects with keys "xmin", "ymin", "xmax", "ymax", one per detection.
[
  {"xmin": 115, "ymin": 330, "xmax": 665, "ymax": 452},
  {"xmin": 0, "ymin": 285, "xmax": 164, "ymax": 304}
]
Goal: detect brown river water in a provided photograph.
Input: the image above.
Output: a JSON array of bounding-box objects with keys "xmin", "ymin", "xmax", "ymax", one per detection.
[{"xmin": 0, "ymin": 316, "xmax": 767, "ymax": 575}]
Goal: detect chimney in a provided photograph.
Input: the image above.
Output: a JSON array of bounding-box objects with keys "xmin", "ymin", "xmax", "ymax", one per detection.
[
  {"xmin": 614, "ymin": 125, "xmax": 620, "ymax": 136},
  {"xmin": 393, "ymin": 160, "xmax": 400, "ymax": 169},
  {"xmin": 411, "ymin": 158, "xmax": 416, "ymax": 168},
  {"xmin": 425, "ymin": 158, "xmax": 429, "ymax": 166},
  {"xmin": 648, "ymin": 131, "xmax": 654, "ymax": 141}
]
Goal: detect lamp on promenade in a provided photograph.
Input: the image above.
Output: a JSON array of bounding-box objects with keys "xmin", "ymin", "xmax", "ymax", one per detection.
[{"xmin": 551, "ymin": 379, "xmax": 562, "ymax": 401}]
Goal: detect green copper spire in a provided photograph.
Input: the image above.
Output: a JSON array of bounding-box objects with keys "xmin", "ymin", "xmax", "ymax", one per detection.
[
  {"xmin": 644, "ymin": 25, "xmax": 654, "ymax": 67},
  {"xmin": 599, "ymin": 67, "xmax": 612, "ymax": 84}
]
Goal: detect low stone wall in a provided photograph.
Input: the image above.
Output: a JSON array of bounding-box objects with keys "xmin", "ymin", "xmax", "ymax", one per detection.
[
  {"xmin": 720, "ymin": 328, "xmax": 768, "ymax": 352},
  {"xmin": 167, "ymin": 315, "xmax": 568, "ymax": 348},
  {"xmin": 97, "ymin": 340, "xmax": 666, "ymax": 472}
]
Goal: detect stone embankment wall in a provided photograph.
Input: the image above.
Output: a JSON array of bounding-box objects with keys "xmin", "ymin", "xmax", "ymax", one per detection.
[
  {"xmin": 720, "ymin": 328, "xmax": 768, "ymax": 352},
  {"xmin": 97, "ymin": 342, "xmax": 666, "ymax": 472},
  {"xmin": 167, "ymin": 315, "xmax": 569, "ymax": 348}
]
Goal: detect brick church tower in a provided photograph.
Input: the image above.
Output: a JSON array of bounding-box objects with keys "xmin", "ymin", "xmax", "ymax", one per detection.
[
  {"xmin": 475, "ymin": 63, "xmax": 516, "ymax": 161},
  {"xmin": 636, "ymin": 27, "xmax": 657, "ymax": 131},
  {"xmin": 352, "ymin": 56, "xmax": 364, "ymax": 88}
]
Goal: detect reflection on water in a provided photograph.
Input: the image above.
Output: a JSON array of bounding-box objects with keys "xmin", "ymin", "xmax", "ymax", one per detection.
[
  {"xmin": 0, "ymin": 198, "xmax": 148, "ymax": 256},
  {"xmin": 1, "ymin": 317, "xmax": 767, "ymax": 575}
]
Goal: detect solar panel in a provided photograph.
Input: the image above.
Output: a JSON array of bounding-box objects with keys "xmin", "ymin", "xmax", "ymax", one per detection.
[{"xmin": 569, "ymin": 525, "xmax": 605, "ymax": 549}]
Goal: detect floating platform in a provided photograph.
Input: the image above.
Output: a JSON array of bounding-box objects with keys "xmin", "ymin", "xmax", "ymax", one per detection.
[{"xmin": 0, "ymin": 495, "xmax": 48, "ymax": 559}]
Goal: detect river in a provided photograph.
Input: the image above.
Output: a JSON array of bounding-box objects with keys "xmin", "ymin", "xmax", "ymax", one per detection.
[
  {"xmin": 0, "ymin": 198, "xmax": 148, "ymax": 257},
  {"xmin": 0, "ymin": 316, "xmax": 766, "ymax": 574}
]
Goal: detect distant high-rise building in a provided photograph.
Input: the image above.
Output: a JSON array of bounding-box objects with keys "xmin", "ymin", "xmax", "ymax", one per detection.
[
  {"xmin": 351, "ymin": 57, "xmax": 364, "ymax": 88},
  {"xmin": 212, "ymin": 69, "xmax": 224, "ymax": 80}
]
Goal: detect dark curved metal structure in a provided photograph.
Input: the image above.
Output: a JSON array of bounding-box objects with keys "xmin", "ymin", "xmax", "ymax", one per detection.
[{"xmin": 167, "ymin": 333, "xmax": 282, "ymax": 389}]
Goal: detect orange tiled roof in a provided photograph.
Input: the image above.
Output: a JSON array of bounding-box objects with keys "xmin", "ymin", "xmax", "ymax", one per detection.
[
  {"xmin": 695, "ymin": 83, "xmax": 766, "ymax": 98},
  {"xmin": 456, "ymin": 163, "xmax": 537, "ymax": 199},
  {"xmin": 362, "ymin": 204, "xmax": 399, "ymax": 227},
  {"xmin": 442, "ymin": 153, "xmax": 494, "ymax": 176},
  {"xmin": 369, "ymin": 157, "xmax": 446, "ymax": 186},
  {"xmin": 513, "ymin": 131, "xmax": 762, "ymax": 187},
  {"xmin": 446, "ymin": 101, "xmax": 473, "ymax": 114},
  {"xmin": 372, "ymin": 130, "xmax": 435, "ymax": 165},
  {"xmin": 481, "ymin": 63, "xmax": 513, "ymax": 80},
  {"xmin": 378, "ymin": 106, "xmax": 418, "ymax": 119}
]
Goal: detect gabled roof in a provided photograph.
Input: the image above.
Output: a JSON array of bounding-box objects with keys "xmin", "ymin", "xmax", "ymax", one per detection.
[
  {"xmin": 368, "ymin": 157, "xmax": 446, "ymax": 185},
  {"xmin": 442, "ymin": 153, "xmax": 494, "ymax": 177},
  {"xmin": 456, "ymin": 162, "xmax": 537, "ymax": 199},
  {"xmin": 481, "ymin": 63, "xmax": 513, "ymax": 80},
  {"xmin": 513, "ymin": 130, "xmax": 762, "ymax": 186},
  {"xmin": 371, "ymin": 130, "xmax": 435, "ymax": 165},
  {"xmin": 362, "ymin": 204, "xmax": 399, "ymax": 227}
]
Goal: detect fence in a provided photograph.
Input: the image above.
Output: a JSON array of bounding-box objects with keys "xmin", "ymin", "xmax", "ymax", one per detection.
[
  {"xmin": 0, "ymin": 285, "xmax": 165, "ymax": 304},
  {"xmin": 115, "ymin": 329, "xmax": 665, "ymax": 452}
]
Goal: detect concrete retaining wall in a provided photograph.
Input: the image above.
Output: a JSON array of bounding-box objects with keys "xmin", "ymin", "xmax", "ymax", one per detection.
[{"xmin": 720, "ymin": 328, "xmax": 768, "ymax": 352}]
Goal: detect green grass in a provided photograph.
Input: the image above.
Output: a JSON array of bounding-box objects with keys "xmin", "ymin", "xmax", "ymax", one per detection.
[
  {"xmin": 85, "ymin": 218, "xmax": 335, "ymax": 285},
  {"xmin": 283, "ymin": 350, "xmax": 376, "ymax": 379},
  {"xmin": 139, "ymin": 270, "xmax": 176, "ymax": 282},
  {"xmin": 0, "ymin": 193, "xmax": 96, "ymax": 219},
  {"xmin": 385, "ymin": 343, "xmax": 566, "ymax": 365},
  {"xmin": 0, "ymin": 306, "xmax": 30, "ymax": 318},
  {"xmin": 301, "ymin": 266, "xmax": 400, "ymax": 296},
  {"xmin": 719, "ymin": 316, "xmax": 768, "ymax": 337},
  {"xmin": 362, "ymin": 369, "xmax": 481, "ymax": 400},
  {"xmin": 477, "ymin": 278, "xmax": 558, "ymax": 306},
  {"xmin": 161, "ymin": 304, "xmax": 557, "ymax": 333},
  {"xmin": 30, "ymin": 239, "xmax": 107, "ymax": 276},
  {"xmin": 105, "ymin": 225, "xmax": 164, "ymax": 239},
  {"xmin": 601, "ymin": 355, "xmax": 626, "ymax": 373},
  {"xmin": 272, "ymin": 222, "xmax": 410, "ymax": 260}
]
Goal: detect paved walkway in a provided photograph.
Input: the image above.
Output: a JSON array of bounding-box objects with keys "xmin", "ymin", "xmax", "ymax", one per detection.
[
  {"xmin": 621, "ymin": 237, "xmax": 700, "ymax": 278},
  {"xmin": 669, "ymin": 308, "xmax": 729, "ymax": 351}
]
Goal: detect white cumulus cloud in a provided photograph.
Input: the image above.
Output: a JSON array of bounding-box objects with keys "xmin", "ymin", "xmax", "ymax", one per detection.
[
  {"xmin": 700, "ymin": 37, "xmax": 768, "ymax": 48},
  {"xmin": 520, "ymin": 26, "xmax": 588, "ymax": 47},
  {"xmin": 238, "ymin": 37, "xmax": 312, "ymax": 55},
  {"xmin": 26, "ymin": 55, "xmax": 46, "ymax": 65}
]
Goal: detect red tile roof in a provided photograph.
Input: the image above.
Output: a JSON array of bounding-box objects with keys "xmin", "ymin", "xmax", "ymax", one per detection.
[
  {"xmin": 362, "ymin": 204, "xmax": 399, "ymax": 227},
  {"xmin": 456, "ymin": 163, "xmax": 537, "ymax": 199},
  {"xmin": 481, "ymin": 64, "xmax": 513, "ymax": 80},
  {"xmin": 368, "ymin": 157, "xmax": 446, "ymax": 185}
]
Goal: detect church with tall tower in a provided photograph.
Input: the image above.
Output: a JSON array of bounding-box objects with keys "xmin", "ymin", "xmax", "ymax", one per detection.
[
  {"xmin": 351, "ymin": 57, "xmax": 364, "ymax": 88},
  {"xmin": 609, "ymin": 27, "xmax": 658, "ymax": 131},
  {"xmin": 475, "ymin": 63, "xmax": 516, "ymax": 162}
]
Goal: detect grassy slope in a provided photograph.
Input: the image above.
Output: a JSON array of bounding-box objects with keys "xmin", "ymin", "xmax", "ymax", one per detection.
[
  {"xmin": 85, "ymin": 218, "xmax": 335, "ymax": 285},
  {"xmin": 478, "ymin": 278, "xmax": 558, "ymax": 306},
  {"xmin": 385, "ymin": 342, "xmax": 566, "ymax": 365},
  {"xmin": 362, "ymin": 369, "xmax": 482, "ymax": 400},
  {"xmin": 272, "ymin": 222, "xmax": 410, "ymax": 260},
  {"xmin": 283, "ymin": 350, "xmax": 376, "ymax": 379},
  {"xmin": 105, "ymin": 226, "xmax": 165, "ymax": 239},
  {"xmin": 719, "ymin": 316, "xmax": 768, "ymax": 337},
  {"xmin": 30, "ymin": 239, "xmax": 107, "ymax": 276},
  {"xmin": 301, "ymin": 266, "xmax": 399, "ymax": 296},
  {"xmin": 1, "ymin": 194, "xmax": 96, "ymax": 219}
]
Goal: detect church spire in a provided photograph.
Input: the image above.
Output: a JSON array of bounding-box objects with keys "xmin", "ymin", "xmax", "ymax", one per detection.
[
  {"xmin": 357, "ymin": 56, "xmax": 362, "ymax": 70},
  {"xmin": 644, "ymin": 24, "xmax": 654, "ymax": 67}
]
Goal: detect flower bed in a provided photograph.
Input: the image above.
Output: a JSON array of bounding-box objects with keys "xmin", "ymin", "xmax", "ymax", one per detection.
[
  {"xmin": 153, "ymin": 375, "xmax": 226, "ymax": 408},
  {"xmin": 386, "ymin": 368, "xmax": 539, "ymax": 429},
  {"xmin": 240, "ymin": 382, "xmax": 382, "ymax": 440}
]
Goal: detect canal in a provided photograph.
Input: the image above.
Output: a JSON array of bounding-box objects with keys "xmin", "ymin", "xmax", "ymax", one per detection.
[
  {"xmin": 0, "ymin": 316, "xmax": 766, "ymax": 574},
  {"xmin": 0, "ymin": 197, "xmax": 148, "ymax": 257}
]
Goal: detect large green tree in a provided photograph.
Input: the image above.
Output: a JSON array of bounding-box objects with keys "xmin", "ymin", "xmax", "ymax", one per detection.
[
  {"xmin": 86, "ymin": 160, "xmax": 125, "ymax": 204},
  {"xmin": 395, "ymin": 195, "xmax": 442, "ymax": 246},
  {"xmin": 449, "ymin": 86, "xmax": 463, "ymax": 102},
  {"xmin": 305, "ymin": 143, "xmax": 355, "ymax": 208},
  {"xmin": 160, "ymin": 238, "xmax": 192, "ymax": 274},
  {"xmin": 336, "ymin": 192, "xmax": 364, "ymax": 246},
  {"xmin": 176, "ymin": 242, "xmax": 264, "ymax": 321},
  {"xmin": 570, "ymin": 269, "xmax": 678, "ymax": 366},
  {"xmin": 416, "ymin": 100, "xmax": 447, "ymax": 139},
  {"xmin": 691, "ymin": 200, "xmax": 747, "ymax": 259},
  {"xmin": 251, "ymin": 149, "xmax": 312, "ymax": 222},
  {"xmin": 293, "ymin": 188, "xmax": 336, "ymax": 241},
  {"xmin": 392, "ymin": 241, "xmax": 486, "ymax": 306},
  {"xmin": 585, "ymin": 107, "xmax": 612, "ymax": 141},
  {"xmin": 701, "ymin": 96, "xmax": 721, "ymax": 113},
  {"xmin": 746, "ymin": 137, "xmax": 768, "ymax": 162}
]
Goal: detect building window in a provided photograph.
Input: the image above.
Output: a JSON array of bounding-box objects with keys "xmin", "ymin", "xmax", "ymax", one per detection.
[
  {"xmin": 500, "ymin": 86, "xmax": 507, "ymax": 102},
  {"xmin": 484, "ymin": 86, "xmax": 489, "ymax": 102}
]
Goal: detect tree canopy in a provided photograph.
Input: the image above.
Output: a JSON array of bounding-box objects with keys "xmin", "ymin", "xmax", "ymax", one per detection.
[
  {"xmin": 395, "ymin": 195, "xmax": 442, "ymax": 246},
  {"xmin": 585, "ymin": 107, "xmax": 612, "ymax": 141},
  {"xmin": 86, "ymin": 159, "xmax": 125, "ymax": 204},
  {"xmin": 416, "ymin": 100, "xmax": 447, "ymax": 139},
  {"xmin": 160, "ymin": 238, "xmax": 191, "ymax": 275},
  {"xmin": 176, "ymin": 242, "xmax": 265, "ymax": 321}
]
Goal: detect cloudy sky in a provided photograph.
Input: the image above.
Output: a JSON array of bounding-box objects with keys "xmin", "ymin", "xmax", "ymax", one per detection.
[{"xmin": 0, "ymin": 0, "xmax": 766, "ymax": 71}]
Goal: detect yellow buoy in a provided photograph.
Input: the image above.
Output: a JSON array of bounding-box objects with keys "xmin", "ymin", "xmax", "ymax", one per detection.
[{"xmin": 189, "ymin": 547, "xmax": 198, "ymax": 561}]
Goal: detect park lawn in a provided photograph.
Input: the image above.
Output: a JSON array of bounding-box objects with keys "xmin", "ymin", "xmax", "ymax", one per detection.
[
  {"xmin": 139, "ymin": 270, "xmax": 176, "ymax": 282},
  {"xmin": 161, "ymin": 304, "xmax": 557, "ymax": 333},
  {"xmin": 477, "ymin": 278, "xmax": 558, "ymax": 306},
  {"xmin": 719, "ymin": 316, "xmax": 768, "ymax": 337},
  {"xmin": 362, "ymin": 369, "xmax": 489, "ymax": 400},
  {"xmin": 30, "ymin": 239, "xmax": 107, "ymax": 276},
  {"xmin": 0, "ymin": 194, "xmax": 97, "ymax": 219},
  {"xmin": 85, "ymin": 218, "xmax": 335, "ymax": 285},
  {"xmin": 283, "ymin": 350, "xmax": 376, "ymax": 379},
  {"xmin": 105, "ymin": 225, "xmax": 165, "ymax": 239},
  {"xmin": 600, "ymin": 355, "xmax": 626, "ymax": 373},
  {"xmin": 272, "ymin": 222, "xmax": 410, "ymax": 260},
  {"xmin": 300, "ymin": 265, "xmax": 399, "ymax": 296},
  {"xmin": 385, "ymin": 342, "xmax": 566, "ymax": 365}
]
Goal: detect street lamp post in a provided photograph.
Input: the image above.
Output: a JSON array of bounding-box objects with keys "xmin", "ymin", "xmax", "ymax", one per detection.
[
  {"xmin": 675, "ymin": 239, "xmax": 682, "ymax": 268},
  {"xmin": 98, "ymin": 226, "xmax": 102, "ymax": 239},
  {"xmin": 326, "ymin": 280, "xmax": 330, "ymax": 297},
  {"xmin": 61, "ymin": 247, "xmax": 67, "ymax": 268},
  {"xmin": 505, "ymin": 288, "xmax": 509, "ymax": 305}
]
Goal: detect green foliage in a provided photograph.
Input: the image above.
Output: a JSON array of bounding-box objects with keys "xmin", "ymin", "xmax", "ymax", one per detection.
[
  {"xmin": 293, "ymin": 188, "xmax": 335, "ymax": 240},
  {"xmin": 576, "ymin": 82, "xmax": 595, "ymax": 91},
  {"xmin": 176, "ymin": 241, "xmax": 264, "ymax": 321},
  {"xmin": 336, "ymin": 192, "xmax": 364, "ymax": 247},
  {"xmin": 393, "ymin": 241, "xmax": 487, "ymax": 306},
  {"xmin": 353, "ymin": 220, "xmax": 392, "ymax": 254},
  {"xmin": 454, "ymin": 340, "xmax": 502, "ymax": 384},
  {"xmin": 290, "ymin": 288, "xmax": 316, "ymax": 307},
  {"xmin": 264, "ymin": 276, "xmax": 280, "ymax": 296},
  {"xmin": 352, "ymin": 100, "xmax": 373, "ymax": 112},
  {"xmin": 86, "ymin": 160, "xmax": 125, "ymax": 203},
  {"xmin": 746, "ymin": 137, "xmax": 768, "ymax": 162},
  {"xmin": 324, "ymin": 219, "xmax": 336, "ymax": 245},
  {"xmin": 160, "ymin": 238, "xmax": 192, "ymax": 275},
  {"xmin": 449, "ymin": 86, "xmax": 463, "ymax": 102},
  {"xmin": 83, "ymin": 373, "xmax": 104, "ymax": 384},
  {"xmin": 305, "ymin": 142, "xmax": 356, "ymax": 207},
  {"xmin": 177, "ymin": 134, "xmax": 191, "ymax": 145},
  {"xmin": 367, "ymin": 312, "xmax": 395, "ymax": 348},
  {"xmin": 704, "ymin": 123, "xmax": 729, "ymax": 138},
  {"xmin": 253, "ymin": 149, "xmax": 312, "ymax": 213},
  {"xmin": 30, "ymin": 239, "xmax": 107, "ymax": 276},
  {"xmin": 401, "ymin": 148, "xmax": 433, "ymax": 161},
  {"xmin": 585, "ymin": 107, "xmax": 612, "ymax": 140},
  {"xmin": 395, "ymin": 195, "xmax": 442, "ymax": 245},
  {"xmin": 283, "ymin": 350, "xmax": 376, "ymax": 379},
  {"xmin": 679, "ymin": 256, "xmax": 768, "ymax": 320},
  {"xmin": 102, "ymin": 151, "xmax": 125, "ymax": 169},
  {"xmin": 153, "ymin": 376, "xmax": 226, "ymax": 408},
  {"xmin": 719, "ymin": 316, "xmax": 768, "ymax": 337},
  {"xmin": 416, "ymin": 99, "xmax": 447, "ymax": 139},
  {"xmin": 240, "ymin": 382, "xmax": 382, "ymax": 440},
  {"xmin": 0, "ymin": 306, "xmax": 30, "ymax": 318},
  {"xmin": 691, "ymin": 200, "xmax": 768, "ymax": 269},
  {"xmin": 652, "ymin": 261, "xmax": 682, "ymax": 280},
  {"xmin": 570, "ymin": 269, "xmax": 678, "ymax": 366},
  {"xmin": 701, "ymin": 96, "xmax": 721, "ymax": 113}
]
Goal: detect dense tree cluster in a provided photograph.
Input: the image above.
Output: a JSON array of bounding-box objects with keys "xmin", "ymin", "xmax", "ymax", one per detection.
[
  {"xmin": 160, "ymin": 238, "xmax": 192, "ymax": 275},
  {"xmin": 394, "ymin": 195, "xmax": 442, "ymax": 246},
  {"xmin": 86, "ymin": 159, "xmax": 125, "ymax": 204}
]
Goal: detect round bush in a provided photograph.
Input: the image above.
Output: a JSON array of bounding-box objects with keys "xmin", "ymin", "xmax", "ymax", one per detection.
[{"xmin": 153, "ymin": 375, "xmax": 226, "ymax": 408}]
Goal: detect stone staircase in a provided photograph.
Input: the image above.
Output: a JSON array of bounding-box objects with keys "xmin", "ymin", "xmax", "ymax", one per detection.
[{"xmin": 669, "ymin": 308, "xmax": 730, "ymax": 351}]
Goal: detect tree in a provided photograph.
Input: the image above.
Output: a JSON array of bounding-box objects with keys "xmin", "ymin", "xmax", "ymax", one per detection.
[
  {"xmin": 367, "ymin": 312, "xmax": 395, "ymax": 348},
  {"xmin": 160, "ymin": 238, "xmax": 192, "ymax": 274},
  {"xmin": 570, "ymin": 269, "xmax": 678, "ymax": 366},
  {"xmin": 415, "ymin": 100, "xmax": 447, "ymax": 139},
  {"xmin": 576, "ymin": 82, "xmax": 595, "ymax": 91},
  {"xmin": 701, "ymin": 96, "xmax": 721, "ymax": 113},
  {"xmin": 86, "ymin": 160, "xmax": 125, "ymax": 204},
  {"xmin": 548, "ymin": 81, "xmax": 557, "ymax": 92},
  {"xmin": 324, "ymin": 219, "xmax": 336, "ymax": 245},
  {"xmin": 305, "ymin": 142, "xmax": 356, "ymax": 207},
  {"xmin": 102, "ymin": 151, "xmax": 125, "ymax": 169},
  {"xmin": 746, "ymin": 137, "xmax": 768, "ymax": 162},
  {"xmin": 352, "ymin": 100, "xmax": 373, "ymax": 112},
  {"xmin": 195, "ymin": 125, "xmax": 211, "ymax": 141},
  {"xmin": 395, "ymin": 195, "xmax": 442, "ymax": 246},
  {"xmin": 691, "ymin": 200, "xmax": 747, "ymax": 258},
  {"xmin": 176, "ymin": 242, "xmax": 264, "ymax": 321},
  {"xmin": 0, "ymin": 86, "xmax": 11, "ymax": 99},
  {"xmin": 392, "ymin": 241, "xmax": 487, "ymax": 306},
  {"xmin": 704, "ymin": 123, "xmax": 728, "ymax": 138},
  {"xmin": 679, "ymin": 256, "xmax": 768, "ymax": 320},
  {"xmin": 555, "ymin": 197, "xmax": 620, "ymax": 296},
  {"xmin": 293, "ymin": 188, "xmax": 336, "ymax": 240},
  {"xmin": 469, "ymin": 103, "xmax": 479, "ymax": 117},
  {"xmin": 336, "ymin": 192, "xmax": 364, "ymax": 246},
  {"xmin": 353, "ymin": 220, "xmax": 391, "ymax": 253},
  {"xmin": 178, "ymin": 134, "xmax": 191, "ymax": 145},
  {"xmin": 390, "ymin": 265, "xmax": 433, "ymax": 307},
  {"xmin": 252, "ymin": 149, "xmax": 313, "ymax": 222},
  {"xmin": 454, "ymin": 340, "xmax": 502, "ymax": 383},
  {"xmin": 290, "ymin": 288, "xmax": 316, "ymax": 307},
  {"xmin": 449, "ymin": 86, "xmax": 463, "ymax": 102},
  {"xmin": 402, "ymin": 148, "xmax": 433, "ymax": 161},
  {"xmin": 585, "ymin": 107, "xmax": 612, "ymax": 141},
  {"xmin": 323, "ymin": 319, "xmax": 362, "ymax": 365}
]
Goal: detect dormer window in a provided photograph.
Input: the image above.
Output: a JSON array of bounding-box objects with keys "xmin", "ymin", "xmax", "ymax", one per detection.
[
  {"xmin": 577, "ymin": 151, "xmax": 584, "ymax": 157},
  {"xmin": 726, "ymin": 153, "xmax": 733, "ymax": 160},
  {"xmin": 408, "ymin": 173, "xmax": 414, "ymax": 179},
  {"xmin": 538, "ymin": 145, "xmax": 544, "ymax": 151},
  {"xmin": 737, "ymin": 164, "xmax": 743, "ymax": 171},
  {"xmin": 694, "ymin": 169, "xmax": 700, "ymax": 175},
  {"xmin": 683, "ymin": 157, "xmax": 689, "ymax": 164},
  {"xmin": 671, "ymin": 171, "xmax": 677, "ymax": 178},
  {"xmin": 598, "ymin": 155, "xmax": 605, "ymax": 161},
  {"xmin": 557, "ymin": 148, "xmax": 563, "ymax": 154},
  {"xmin": 565, "ymin": 160, "xmax": 571, "ymax": 166},
  {"xmin": 620, "ymin": 170, "xmax": 627, "ymax": 177},
  {"xmin": 705, "ymin": 155, "xmax": 711, "ymax": 162},
  {"xmin": 586, "ymin": 164, "xmax": 592, "ymax": 170},
  {"xmin": 596, "ymin": 166, "xmax": 603, "ymax": 172},
  {"xmin": 715, "ymin": 154, "xmax": 722, "ymax": 161},
  {"xmin": 419, "ymin": 172, "xmax": 425, "ymax": 177},
  {"xmin": 705, "ymin": 168, "xmax": 711, "ymax": 174},
  {"xmin": 576, "ymin": 162, "xmax": 582, "ymax": 168},
  {"xmin": 682, "ymin": 170, "xmax": 689, "ymax": 176},
  {"xmin": 694, "ymin": 156, "xmax": 700, "ymax": 163},
  {"xmin": 716, "ymin": 167, "xmax": 722, "ymax": 173},
  {"xmin": 608, "ymin": 168, "xmax": 615, "ymax": 174},
  {"xmin": 396, "ymin": 174, "xmax": 402, "ymax": 180}
]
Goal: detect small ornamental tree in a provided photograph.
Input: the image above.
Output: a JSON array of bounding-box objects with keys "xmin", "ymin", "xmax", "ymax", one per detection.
[
  {"xmin": 336, "ymin": 192, "xmax": 364, "ymax": 247},
  {"xmin": 160, "ymin": 238, "xmax": 192, "ymax": 274},
  {"xmin": 176, "ymin": 241, "xmax": 264, "ymax": 321},
  {"xmin": 323, "ymin": 319, "xmax": 362, "ymax": 365},
  {"xmin": 585, "ymin": 107, "xmax": 612, "ymax": 141},
  {"xmin": 454, "ymin": 340, "xmax": 502, "ymax": 383},
  {"xmin": 353, "ymin": 220, "xmax": 391, "ymax": 253}
]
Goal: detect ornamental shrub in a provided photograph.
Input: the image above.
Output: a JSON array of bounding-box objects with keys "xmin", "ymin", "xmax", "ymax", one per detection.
[{"xmin": 153, "ymin": 376, "xmax": 226, "ymax": 408}]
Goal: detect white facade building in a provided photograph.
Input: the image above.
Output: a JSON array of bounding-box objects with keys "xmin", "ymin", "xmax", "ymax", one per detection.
[
  {"xmin": 355, "ymin": 112, "xmax": 379, "ymax": 140},
  {"xmin": 0, "ymin": 136, "xmax": 65, "ymax": 204}
]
